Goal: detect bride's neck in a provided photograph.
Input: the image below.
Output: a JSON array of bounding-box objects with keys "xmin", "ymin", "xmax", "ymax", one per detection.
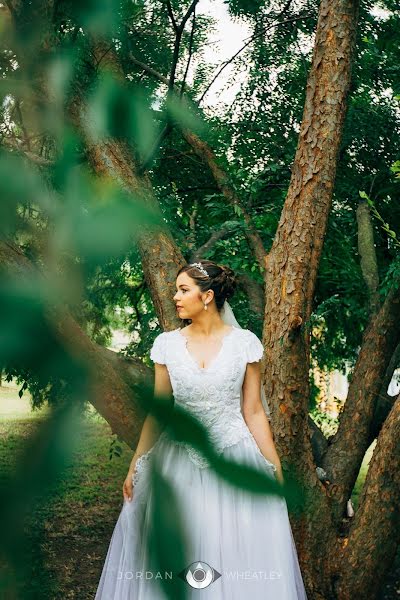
[{"xmin": 185, "ymin": 317, "xmax": 230, "ymax": 338}]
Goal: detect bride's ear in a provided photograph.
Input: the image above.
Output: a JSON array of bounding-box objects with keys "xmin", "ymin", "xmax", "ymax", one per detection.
[{"xmin": 203, "ymin": 289, "xmax": 215, "ymax": 304}]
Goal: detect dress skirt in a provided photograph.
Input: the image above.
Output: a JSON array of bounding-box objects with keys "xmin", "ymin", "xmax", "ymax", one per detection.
[{"xmin": 94, "ymin": 431, "xmax": 308, "ymax": 599}]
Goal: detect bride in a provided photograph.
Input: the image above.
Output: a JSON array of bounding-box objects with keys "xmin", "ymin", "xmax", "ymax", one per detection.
[{"xmin": 95, "ymin": 260, "xmax": 308, "ymax": 599}]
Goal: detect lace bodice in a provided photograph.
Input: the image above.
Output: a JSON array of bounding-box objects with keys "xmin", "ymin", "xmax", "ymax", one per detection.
[{"xmin": 137, "ymin": 325, "xmax": 272, "ymax": 472}]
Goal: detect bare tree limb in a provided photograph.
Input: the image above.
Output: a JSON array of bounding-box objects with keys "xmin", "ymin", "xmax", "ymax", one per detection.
[
  {"xmin": 165, "ymin": 0, "xmax": 199, "ymax": 90},
  {"xmin": 0, "ymin": 139, "xmax": 54, "ymax": 166},
  {"xmin": 178, "ymin": 0, "xmax": 200, "ymax": 32},
  {"xmin": 323, "ymin": 279, "xmax": 400, "ymax": 525},
  {"xmin": 337, "ymin": 392, "xmax": 400, "ymax": 599},
  {"xmin": 198, "ymin": 12, "xmax": 314, "ymax": 105},
  {"xmin": 189, "ymin": 221, "xmax": 239, "ymax": 261},
  {"xmin": 128, "ymin": 53, "xmax": 169, "ymax": 86},
  {"xmin": 356, "ymin": 198, "xmax": 380, "ymax": 312},
  {"xmin": 183, "ymin": 129, "xmax": 268, "ymax": 275},
  {"xmin": 140, "ymin": 0, "xmax": 199, "ymax": 170},
  {"xmin": 165, "ymin": 0, "xmax": 178, "ymax": 33},
  {"xmin": 126, "ymin": 56, "xmax": 268, "ymax": 276},
  {"xmin": 180, "ymin": 6, "xmax": 196, "ymax": 97}
]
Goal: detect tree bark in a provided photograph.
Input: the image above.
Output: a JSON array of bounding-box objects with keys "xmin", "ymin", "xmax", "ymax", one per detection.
[
  {"xmin": 126, "ymin": 53, "xmax": 268, "ymax": 277},
  {"xmin": 182, "ymin": 130, "xmax": 268, "ymax": 276},
  {"xmin": 0, "ymin": 240, "xmax": 152, "ymax": 447},
  {"xmin": 356, "ymin": 199, "xmax": 380, "ymax": 312},
  {"xmin": 261, "ymin": 0, "xmax": 360, "ymax": 595},
  {"xmin": 323, "ymin": 281, "xmax": 400, "ymax": 525},
  {"xmin": 67, "ymin": 38, "xmax": 186, "ymax": 332},
  {"xmin": 336, "ymin": 393, "xmax": 400, "ymax": 600}
]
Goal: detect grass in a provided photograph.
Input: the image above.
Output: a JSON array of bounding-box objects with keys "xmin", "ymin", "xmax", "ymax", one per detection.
[{"xmin": 0, "ymin": 382, "xmax": 134, "ymax": 599}]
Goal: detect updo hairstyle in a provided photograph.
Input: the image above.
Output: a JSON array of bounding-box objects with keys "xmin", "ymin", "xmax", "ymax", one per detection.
[{"xmin": 176, "ymin": 260, "xmax": 237, "ymax": 311}]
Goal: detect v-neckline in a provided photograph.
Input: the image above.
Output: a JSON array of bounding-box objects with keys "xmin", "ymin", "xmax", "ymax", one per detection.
[{"xmin": 177, "ymin": 326, "xmax": 236, "ymax": 373}]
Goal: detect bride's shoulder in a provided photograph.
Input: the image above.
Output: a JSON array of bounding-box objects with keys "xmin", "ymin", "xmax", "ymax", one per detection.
[
  {"xmin": 150, "ymin": 329, "xmax": 180, "ymax": 364},
  {"xmin": 235, "ymin": 327, "xmax": 260, "ymax": 340},
  {"xmin": 153, "ymin": 328, "xmax": 180, "ymax": 342},
  {"xmin": 237, "ymin": 328, "xmax": 264, "ymax": 362},
  {"xmin": 154, "ymin": 327, "xmax": 181, "ymax": 335}
]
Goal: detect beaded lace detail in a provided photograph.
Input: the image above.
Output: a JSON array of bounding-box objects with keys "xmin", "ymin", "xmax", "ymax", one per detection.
[
  {"xmin": 143, "ymin": 326, "xmax": 275, "ymax": 472},
  {"xmin": 132, "ymin": 447, "xmax": 155, "ymax": 485}
]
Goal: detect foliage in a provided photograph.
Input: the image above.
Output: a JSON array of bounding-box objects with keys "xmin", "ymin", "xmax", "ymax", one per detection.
[
  {"xmin": 0, "ymin": 1, "xmax": 399, "ymax": 593},
  {"xmin": 1, "ymin": 0, "xmax": 398, "ymax": 384},
  {"xmin": 360, "ymin": 188, "xmax": 400, "ymax": 250},
  {"xmin": 309, "ymin": 406, "xmax": 340, "ymax": 439}
]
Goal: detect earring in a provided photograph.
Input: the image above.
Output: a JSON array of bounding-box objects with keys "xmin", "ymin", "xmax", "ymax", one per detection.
[{"xmin": 204, "ymin": 303, "xmax": 208, "ymax": 310}]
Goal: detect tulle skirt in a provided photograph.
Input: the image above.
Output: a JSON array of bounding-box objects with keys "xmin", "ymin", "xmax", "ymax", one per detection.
[{"xmin": 94, "ymin": 431, "xmax": 308, "ymax": 599}]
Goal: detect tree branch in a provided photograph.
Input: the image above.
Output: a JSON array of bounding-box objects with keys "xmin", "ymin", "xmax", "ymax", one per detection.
[
  {"xmin": 128, "ymin": 53, "xmax": 169, "ymax": 85},
  {"xmin": 0, "ymin": 139, "xmax": 54, "ymax": 166},
  {"xmin": 356, "ymin": 198, "xmax": 380, "ymax": 312},
  {"xmin": 367, "ymin": 341, "xmax": 400, "ymax": 444},
  {"xmin": 323, "ymin": 278, "xmax": 400, "ymax": 525},
  {"xmin": 126, "ymin": 56, "xmax": 268, "ymax": 275},
  {"xmin": 180, "ymin": 6, "xmax": 196, "ymax": 97},
  {"xmin": 140, "ymin": 1, "xmax": 199, "ymax": 170},
  {"xmin": 165, "ymin": 0, "xmax": 199, "ymax": 90},
  {"xmin": 179, "ymin": 0, "xmax": 200, "ymax": 32},
  {"xmin": 198, "ymin": 12, "xmax": 314, "ymax": 105},
  {"xmin": 189, "ymin": 221, "xmax": 239, "ymax": 261},
  {"xmin": 337, "ymin": 393, "xmax": 400, "ymax": 599},
  {"xmin": 165, "ymin": 0, "xmax": 178, "ymax": 33},
  {"xmin": 0, "ymin": 240, "xmax": 151, "ymax": 447}
]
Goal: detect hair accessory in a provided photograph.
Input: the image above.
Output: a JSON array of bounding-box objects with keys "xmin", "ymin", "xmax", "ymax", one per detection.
[{"xmin": 189, "ymin": 262, "xmax": 209, "ymax": 277}]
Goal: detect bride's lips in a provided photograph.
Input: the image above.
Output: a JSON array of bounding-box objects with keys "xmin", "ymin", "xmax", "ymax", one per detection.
[{"xmin": 176, "ymin": 306, "xmax": 183, "ymax": 311}]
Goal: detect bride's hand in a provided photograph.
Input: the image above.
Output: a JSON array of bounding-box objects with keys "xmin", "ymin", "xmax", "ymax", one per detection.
[{"xmin": 123, "ymin": 470, "xmax": 135, "ymax": 502}]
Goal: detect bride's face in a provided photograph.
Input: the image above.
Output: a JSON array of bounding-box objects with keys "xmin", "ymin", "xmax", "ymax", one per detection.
[{"xmin": 173, "ymin": 273, "xmax": 211, "ymax": 319}]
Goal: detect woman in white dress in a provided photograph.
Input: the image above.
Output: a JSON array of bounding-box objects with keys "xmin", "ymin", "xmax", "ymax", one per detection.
[{"xmin": 95, "ymin": 260, "xmax": 308, "ymax": 599}]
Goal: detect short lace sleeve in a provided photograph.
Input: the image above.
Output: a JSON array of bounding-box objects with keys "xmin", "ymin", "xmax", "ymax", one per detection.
[
  {"xmin": 150, "ymin": 332, "xmax": 167, "ymax": 365},
  {"xmin": 244, "ymin": 330, "xmax": 264, "ymax": 363}
]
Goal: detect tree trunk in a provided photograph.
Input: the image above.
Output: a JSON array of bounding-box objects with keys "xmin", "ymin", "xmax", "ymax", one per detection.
[
  {"xmin": 323, "ymin": 282, "xmax": 400, "ymax": 525},
  {"xmin": 126, "ymin": 54, "xmax": 268, "ymax": 277},
  {"xmin": 336, "ymin": 393, "xmax": 400, "ymax": 599},
  {"xmin": 182, "ymin": 130, "xmax": 268, "ymax": 276},
  {"xmin": 9, "ymin": 4, "xmax": 400, "ymax": 600},
  {"xmin": 67, "ymin": 39, "xmax": 186, "ymax": 332},
  {"xmin": 356, "ymin": 199, "xmax": 380, "ymax": 311},
  {"xmin": 0, "ymin": 240, "xmax": 152, "ymax": 447},
  {"xmin": 262, "ymin": 0, "xmax": 360, "ymax": 595}
]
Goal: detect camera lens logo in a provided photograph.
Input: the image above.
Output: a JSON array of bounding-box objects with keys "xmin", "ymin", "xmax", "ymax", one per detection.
[{"xmin": 178, "ymin": 561, "xmax": 221, "ymax": 589}]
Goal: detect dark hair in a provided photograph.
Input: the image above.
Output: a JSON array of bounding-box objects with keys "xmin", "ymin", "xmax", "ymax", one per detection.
[{"xmin": 176, "ymin": 260, "xmax": 238, "ymax": 315}]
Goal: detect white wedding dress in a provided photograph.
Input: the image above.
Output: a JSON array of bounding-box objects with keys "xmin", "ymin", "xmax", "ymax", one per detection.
[{"xmin": 95, "ymin": 326, "xmax": 308, "ymax": 599}]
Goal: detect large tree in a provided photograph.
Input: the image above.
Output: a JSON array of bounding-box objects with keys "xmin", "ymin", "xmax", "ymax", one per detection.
[{"xmin": 1, "ymin": 1, "xmax": 400, "ymax": 598}]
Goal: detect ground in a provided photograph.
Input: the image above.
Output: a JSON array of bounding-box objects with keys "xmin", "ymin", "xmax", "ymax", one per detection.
[
  {"xmin": 0, "ymin": 382, "xmax": 399, "ymax": 599},
  {"xmin": 0, "ymin": 384, "xmax": 130, "ymax": 599}
]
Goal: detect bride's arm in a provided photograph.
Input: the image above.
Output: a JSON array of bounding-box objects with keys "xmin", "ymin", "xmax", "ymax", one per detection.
[
  {"xmin": 242, "ymin": 362, "xmax": 284, "ymax": 485},
  {"xmin": 127, "ymin": 363, "xmax": 173, "ymax": 478}
]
